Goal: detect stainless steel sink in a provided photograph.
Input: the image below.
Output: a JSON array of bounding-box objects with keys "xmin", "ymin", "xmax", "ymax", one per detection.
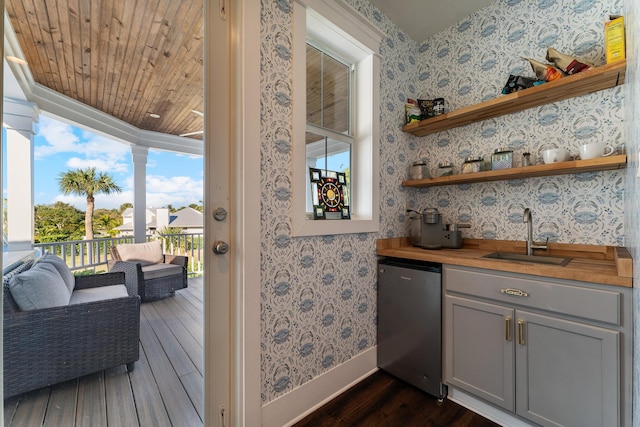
[{"xmin": 482, "ymin": 252, "xmax": 571, "ymax": 266}]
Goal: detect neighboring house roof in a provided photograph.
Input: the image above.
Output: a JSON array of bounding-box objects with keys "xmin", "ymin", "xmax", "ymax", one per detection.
[
  {"xmin": 115, "ymin": 222, "xmax": 134, "ymax": 231},
  {"xmin": 116, "ymin": 207, "xmax": 203, "ymax": 231},
  {"xmin": 121, "ymin": 207, "xmax": 157, "ymax": 218},
  {"xmin": 168, "ymin": 207, "xmax": 203, "ymax": 228}
]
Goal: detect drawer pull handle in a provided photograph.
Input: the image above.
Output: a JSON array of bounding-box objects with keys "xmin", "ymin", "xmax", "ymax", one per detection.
[
  {"xmin": 505, "ymin": 317, "xmax": 512, "ymax": 342},
  {"xmin": 518, "ymin": 320, "xmax": 525, "ymax": 345},
  {"xmin": 501, "ymin": 288, "xmax": 529, "ymax": 298}
]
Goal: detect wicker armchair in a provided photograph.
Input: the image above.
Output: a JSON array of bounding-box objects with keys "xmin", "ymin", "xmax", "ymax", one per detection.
[
  {"xmin": 3, "ymin": 259, "xmax": 140, "ymax": 398},
  {"xmin": 108, "ymin": 241, "xmax": 188, "ymax": 302}
]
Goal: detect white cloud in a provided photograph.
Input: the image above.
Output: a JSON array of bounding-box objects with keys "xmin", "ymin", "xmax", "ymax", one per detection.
[
  {"xmin": 55, "ymin": 175, "xmax": 203, "ymax": 210},
  {"xmin": 34, "ymin": 118, "xmax": 80, "ymax": 158},
  {"xmin": 146, "ymin": 175, "xmax": 203, "ymax": 194},
  {"xmin": 56, "ymin": 191, "xmax": 134, "ymax": 211},
  {"xmin": 66, "ymin": 157, "xmax": 129, "ymax": 173},
  {"xmin": 35, "ymin": 116, "xmax": 130, "ymax": 172}
]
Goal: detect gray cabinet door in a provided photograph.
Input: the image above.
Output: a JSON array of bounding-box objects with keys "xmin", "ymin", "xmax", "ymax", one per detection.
[
  {"xmin": 515, "ymin": 311, "xmax": 620, "ymax": 427},
  {"xmin": 444, "ymin": 295, "xmax": 514, "ymax": 411}
]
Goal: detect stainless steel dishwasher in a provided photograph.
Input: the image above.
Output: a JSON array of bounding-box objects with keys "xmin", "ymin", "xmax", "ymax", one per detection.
[{"xmin": 377, "ymin": 258, "xmax": 446, "ymax": 400}]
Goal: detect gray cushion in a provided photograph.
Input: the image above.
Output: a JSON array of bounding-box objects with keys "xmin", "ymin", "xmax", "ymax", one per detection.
[
  {"xmin": 38, "ymin": 253, "xmax": 75, "ymax": 293},
  {"xmin": 116, "ymin": 241, "xmax": 164, "ymax": 266},
  {"xmin": 141, "ymin": 263, "xmax": 184, "ymax": 280},
  {"xmin": 2, "ymin": 260, "xmax": 34, "ymax": 288},
  {"xmin": 69, "ymin": 285, "xmax": 129, "ymax": 305},
  {"xmin": 9, "ymin": 262, "xmax": 71, "ymax": 310}
]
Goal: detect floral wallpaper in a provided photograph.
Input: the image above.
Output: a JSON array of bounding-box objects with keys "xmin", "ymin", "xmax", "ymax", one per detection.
[
  {"xmin": 259, "ymin": 0, "xmax": 392, "ymax": 403},
  {"xmin": 260, "ymin": 0, "xmax": 627, "ymax": 405},
  {"xmin": 404, "ymin": 0, "xmax": 625, "ymax": 245}
]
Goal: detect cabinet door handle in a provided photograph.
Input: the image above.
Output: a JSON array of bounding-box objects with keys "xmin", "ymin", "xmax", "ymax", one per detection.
[
  {"xmin": 501, "ymin": 288, "xmax": 529, "ymax": 298},
  {"xmin": 505, "ymin": 317, "xmax": 512, "ymax": 341},
  {"xmin": 517, "ymin": 319, "xmax": 525, "ymax": 345}
]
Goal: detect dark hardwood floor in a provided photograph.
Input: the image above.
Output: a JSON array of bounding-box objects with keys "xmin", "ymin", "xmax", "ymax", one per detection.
[{"xmin": 294, "ymin": 370, "xmax": 500, "ymax": 427}]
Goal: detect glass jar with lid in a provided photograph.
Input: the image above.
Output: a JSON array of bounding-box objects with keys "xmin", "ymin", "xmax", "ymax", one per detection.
[
  {"xmin": 436, "ymin": 162, "xmax": 454, "ymax": 177},
  {"xmin": 462, "ymin": 156, "xmax": 483, "ymax": 174},
  {"xmin": 409, "ymin": 161, "xmax": 429, "ymax": 180},
  {"xmin": 491, "ymin": 148, "xmax": 514, "ymax": 170}
]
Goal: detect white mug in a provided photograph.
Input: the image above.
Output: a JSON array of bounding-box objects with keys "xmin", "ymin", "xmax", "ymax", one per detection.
[
  {"xmin": 542, "ymin": 148, "xmax": 570, "ymax": 164},
  {"xmin": 579, "ymin": 142, "xmax": 614, "ymax": 160}
]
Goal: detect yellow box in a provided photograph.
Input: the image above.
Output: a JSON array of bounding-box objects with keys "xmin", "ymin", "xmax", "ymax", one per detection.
[{"xmin": 605, "ymin": 15, "xmax": 625, "ymax": 63}]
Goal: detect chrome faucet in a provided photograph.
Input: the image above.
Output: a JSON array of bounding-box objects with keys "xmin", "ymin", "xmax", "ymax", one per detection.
[{"xmin": 523, "ymin": 208, "xmax": 548, "ymax": 256}]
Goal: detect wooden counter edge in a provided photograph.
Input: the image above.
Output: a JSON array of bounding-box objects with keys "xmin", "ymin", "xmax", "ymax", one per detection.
[
  {"xmin": 615, "ymin": 247, "xmax": 633, "ymax": 278},
  {"xmin": 377, "ymin": 238, "xmax": 633, "ymax": 287}
]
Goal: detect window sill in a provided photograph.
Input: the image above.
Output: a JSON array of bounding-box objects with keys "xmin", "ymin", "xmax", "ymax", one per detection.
[{"xmin": 292, "ymin": 216, "xmax": 378, "ymax": 237}]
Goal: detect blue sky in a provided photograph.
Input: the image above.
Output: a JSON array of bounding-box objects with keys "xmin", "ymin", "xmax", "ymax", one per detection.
[{"xmin": 5, "ymin": 115, "xmax": 203, "ymax": 211}]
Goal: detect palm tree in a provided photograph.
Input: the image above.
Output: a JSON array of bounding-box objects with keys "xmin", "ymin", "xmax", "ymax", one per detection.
[{"xmin": 58, "ymin": 167, "xmax": 122, "ymax": 240}]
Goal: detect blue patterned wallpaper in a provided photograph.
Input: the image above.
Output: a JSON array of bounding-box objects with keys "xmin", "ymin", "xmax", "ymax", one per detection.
[
  {"xmin": 260, "ymin": 0, "xmax": 626, "ymax": 404},
  {"xmin": 260, "ymin": 0, "xmax": 388, "ymax": 403},
  {"xmin": 404, "ymin": 0, "xmax": 625, "ymax": 245}
]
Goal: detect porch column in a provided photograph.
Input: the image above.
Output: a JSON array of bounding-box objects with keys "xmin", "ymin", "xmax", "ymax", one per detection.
[
  {"xmin": 131, "ymin": 145, "xmax": 148, "ymax": 243},
  {"xmin": 3, "ymin": 100, "xmax": 39, "ymax": 251}
]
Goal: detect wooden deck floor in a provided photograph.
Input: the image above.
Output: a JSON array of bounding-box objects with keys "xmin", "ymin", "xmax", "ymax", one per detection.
[{"xmin": 3, "ymin": 277, "xmax": 204, "ymax": 427}]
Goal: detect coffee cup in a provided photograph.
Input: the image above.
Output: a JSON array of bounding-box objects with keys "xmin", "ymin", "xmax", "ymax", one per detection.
[
  {"xmin": 542, "ymin": 148, "xmax": 570, "ymax": 164},
  {"xmin": 579, "ymin": 142, "xmax": 614, "ymax": 160}
]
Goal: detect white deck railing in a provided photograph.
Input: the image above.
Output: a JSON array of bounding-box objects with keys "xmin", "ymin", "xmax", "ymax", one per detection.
[{"xmin": 33, "ymin": 233, "xmax": 204, "ymax": 275}]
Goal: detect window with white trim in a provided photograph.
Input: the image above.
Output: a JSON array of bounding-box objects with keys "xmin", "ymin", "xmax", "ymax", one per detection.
[
  {"xmin": 305, "ymin": 43, "xmax": 353, "ymax": 218},
  {"xmin": 292, "ymin": 0, "xmax": 383, "ymax": 236}
]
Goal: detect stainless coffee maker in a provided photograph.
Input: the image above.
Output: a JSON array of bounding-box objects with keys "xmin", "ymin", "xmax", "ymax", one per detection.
[
  {"xmin": 409, "ymin": 208, "xmax": 470, "ymax": 249},
  {"xmin": 420, "ymin": 208, "xmax": 444, "ymax": 249}
]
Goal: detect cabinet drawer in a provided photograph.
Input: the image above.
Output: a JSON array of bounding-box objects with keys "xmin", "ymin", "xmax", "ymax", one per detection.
[{"xmin": 444, "ymin": 266, "xmax": 621, "ymax": 325}]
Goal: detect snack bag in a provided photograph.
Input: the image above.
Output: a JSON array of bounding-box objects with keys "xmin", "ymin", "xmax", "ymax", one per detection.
[
  {"xmin": 523, "ymin": 58, "xmax": 564, "ymax": 82},
  {"xmin": 405, "ymin": 99, "xmax": 423, "ymax": 124},
  {"xmin": 546, "ymin": 47, "xmax": 593, "ymax": 75},
  {"xmin": 501, "ymin": 75, "xmax": 545, "ymax": 94},
  {"xmin": 417, "ymin": 99, "xmax": 434, "ymax": 118}
]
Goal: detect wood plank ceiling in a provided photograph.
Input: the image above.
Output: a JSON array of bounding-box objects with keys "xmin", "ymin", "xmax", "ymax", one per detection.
[{"xmin": 5, "ymin": 0, "xmax": 204, "ymax": 139}]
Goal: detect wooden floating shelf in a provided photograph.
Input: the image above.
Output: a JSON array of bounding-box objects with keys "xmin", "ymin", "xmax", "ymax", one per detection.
[
  {"xmin": 402, "ymin": 154, "xmax": 627, "ymax": 188},
  {"xmin": 402, "ymin": 60, "xmax": 627, "ymax": 137}
]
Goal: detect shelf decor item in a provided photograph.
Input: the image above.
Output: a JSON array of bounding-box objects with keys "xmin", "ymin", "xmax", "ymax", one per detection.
[
  {"xmin": 491, "ymin": 149, "xmax": 514, "ymax": 170},
  {"xmin": 309, "ymin": 168, "xmax": 350, "ymax": 220}
]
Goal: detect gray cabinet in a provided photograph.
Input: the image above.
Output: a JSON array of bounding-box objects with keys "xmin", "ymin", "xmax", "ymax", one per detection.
[
  {"xmin": 515, "ymin": 311, "xmax": 619, "ymax": 427},
  {"xmin": 445, "ymin": 296, "xmax": 514, "ymax": 411},
  {"xmin": 443, "ymin": 265, "xmax": 631, "ymax": 427}
]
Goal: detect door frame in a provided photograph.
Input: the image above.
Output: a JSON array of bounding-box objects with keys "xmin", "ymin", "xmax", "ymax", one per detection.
[{"xmin": 204, "ymin": 0, "xmax": 262, "ymax": 425}]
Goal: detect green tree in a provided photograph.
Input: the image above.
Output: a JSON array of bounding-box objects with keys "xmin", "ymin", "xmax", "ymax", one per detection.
[
  {"xmin": 94, "ymin": 208, "xmax": 123, "ymax": 237},
  {"xmin": 189, "ymin": 203, "xmax": 204, "ymax": 213},
  {"xmin": 34, "ymin": 202, "xmax": 85, "ymax": 242},
  {"xmin": 119, "ymin": 202, "xmax": 133, "ymax": 213},
  {"xmin": 58, "ymin": 167, "xmax": 122, "ymax": 240}
]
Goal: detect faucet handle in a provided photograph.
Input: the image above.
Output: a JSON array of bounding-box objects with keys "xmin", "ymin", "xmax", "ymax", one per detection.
[{"xmin": 531, "ymin": 238, "xmax": 549, "ymax": 251}]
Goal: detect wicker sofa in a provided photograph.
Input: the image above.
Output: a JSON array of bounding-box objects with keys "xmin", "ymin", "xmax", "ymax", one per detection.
[
  {"xmin": 2, "ymin": 254, "xmax": 140, "ymax": 398},
  {"xmin": 108, "ymin": 241, "xmax": 188, "ymax": 302}
]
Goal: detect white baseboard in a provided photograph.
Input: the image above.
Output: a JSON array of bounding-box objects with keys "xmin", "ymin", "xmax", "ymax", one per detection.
[
  {"xmin": 447, "ymin": 387, "xmax": 535, "ymax": 427},
  {"xmin": 261, "ymin": 347, "xmax": 378, "ymax": 427}
]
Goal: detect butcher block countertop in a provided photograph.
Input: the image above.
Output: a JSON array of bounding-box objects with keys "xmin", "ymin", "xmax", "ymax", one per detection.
[{"xmin": 377, "ymin": 238, "xmax": 633, "ymax": 288}]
